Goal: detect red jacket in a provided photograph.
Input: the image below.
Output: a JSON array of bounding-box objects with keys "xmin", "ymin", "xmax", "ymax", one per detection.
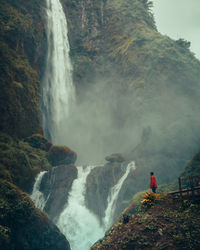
[{"xmin": 150, "ymin": 176, "xmax": 157, "ymax": 188}]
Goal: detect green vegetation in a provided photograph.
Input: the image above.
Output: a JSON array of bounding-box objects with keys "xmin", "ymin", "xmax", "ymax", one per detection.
[
  {"xmin": 0, "ymin": 180, "xmax": 70, "ymax": 250},
  {"xmin": 0, "ymin": 133, "xmax": 51, "ymax": 192},
  {"xmin": 0, "ymin": 0, "xmax": 45, "ymax": 138},
  {"xmin": 92, "ymin": 195, "xmax": 200, "ymax": 250}
]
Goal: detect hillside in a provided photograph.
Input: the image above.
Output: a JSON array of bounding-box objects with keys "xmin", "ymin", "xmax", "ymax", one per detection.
[
  {"xmin": 92, "ymin": 193, "xmax": 200, "ymax": 249},
  {"xmin": 91, "ymin": 152, "xmax": 200, "ymax": 249},
  {"xmin": 61, "ymin": 0, "xmax": 200, "ymax": 184}
]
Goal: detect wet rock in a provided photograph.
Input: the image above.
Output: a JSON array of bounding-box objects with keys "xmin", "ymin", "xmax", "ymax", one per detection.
[
  {"xmin": 105, "ymin": 154, "xmax": 125, "ymax": 163},
  {"xmin": 40, "ymin": 165, "xmax": 78, "ymax": 221},
  {"xmin": 85, "ymin": 161, "xmax": 125, "ymax": 222}
]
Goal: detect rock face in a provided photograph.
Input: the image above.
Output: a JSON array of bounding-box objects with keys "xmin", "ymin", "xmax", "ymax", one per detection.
[
  {"xmin": 40, "ymin": 165, "xmax": 78, "ymax": 221},
  {"xmin": 0, "ymin": 0, "xmax": 46, "ymax": 138},
  {"xmin": 0, "ymin": 180, "xmax": 71, "ymax": 250},
  {"xmin": 60, "ymin": 0, "xmax": 200, "ymax": 186},
  {"xmin": 85, "ymin": 160, "xmax": 128, "ymax": 222}
]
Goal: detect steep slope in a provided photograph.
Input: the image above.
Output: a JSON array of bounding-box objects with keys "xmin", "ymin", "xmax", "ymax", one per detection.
[
  {"xmin": 92, "ymin": 193, "xmax": 200, "ymax": 250},
  {"xmin": 61, "ymin": 0, "xmax": 200, "ymax": 177},
  {"xmin": 59, "ymin": 0, "xmax": 200, "ymax": 223},
  {"xmin": 0, "ymin": 180, "xmax": 71, "ymax": 250},
  {"xmin": 0, "ymin": 0, "xmax": 46, "ymax": 137}
]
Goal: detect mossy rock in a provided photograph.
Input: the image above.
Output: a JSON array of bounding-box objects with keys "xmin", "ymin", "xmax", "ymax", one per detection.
[
  {"xmin": 24, "ymin": 134, "xmax": 52, "ymax": 151},
  {"xmin": 105, "ymin": 153, "xmax": 125, "ymax": 163},
  {"xmin": 0, "ymin": 180, "xmax": 70, "ymax": 250},
  {"xmin": 47, "ymin": 145, "xmax": 77, "ymax": 166}
]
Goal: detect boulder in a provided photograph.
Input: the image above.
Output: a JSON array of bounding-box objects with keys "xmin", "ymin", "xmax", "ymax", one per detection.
[
  {"xmin": 105, "ymin": 153, "xmax": 125, "ymax": 163},
  {"xmin": 47, "ymin": 145, "xmax": 77, "ymax": 166}
]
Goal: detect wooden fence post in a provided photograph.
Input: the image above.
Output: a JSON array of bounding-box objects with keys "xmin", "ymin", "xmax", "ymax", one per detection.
[
  {"xmin": 178, "ymin": 177, "xmax": 182, "ymax": 198},
  {"xmin": 189, "ymin": 176, "xmax": 194, "ymax": 197},
  {"xmin": 195, "ymin": 176, "xmax": 199, "ymax": 195}
]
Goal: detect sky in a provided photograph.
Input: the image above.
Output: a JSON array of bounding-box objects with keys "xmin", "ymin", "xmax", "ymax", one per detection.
[{"xmin": 151, "ymin": 0, "xmax": 200, "ymax": 59}]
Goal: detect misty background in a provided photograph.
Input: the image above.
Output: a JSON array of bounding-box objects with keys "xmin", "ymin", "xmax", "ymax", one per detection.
[
  {"xmin": 152, "ymin": 0, "xmax": 200, "ymax": 59},
  {"xmin": 50, "ymin": 0, "xmax": 200, "ymax": 186}
]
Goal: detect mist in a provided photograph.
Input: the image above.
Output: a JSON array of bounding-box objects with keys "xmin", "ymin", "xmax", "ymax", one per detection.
[{"xmin": 56, "ymin": 71, "xmax": 200, "ymax": 172}]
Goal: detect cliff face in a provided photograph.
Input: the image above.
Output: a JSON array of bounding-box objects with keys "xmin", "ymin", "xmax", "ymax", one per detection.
[
  {"xmin": 0, "ymin": 0, "xmax": 46, "ymax": 138},
  {"xmin": 62, "ymin": 0, "xmax": 200, "ymax": 179},
  {"xmin": 60, "ymin": 0, "xmax": 200, "ymax": 219}
]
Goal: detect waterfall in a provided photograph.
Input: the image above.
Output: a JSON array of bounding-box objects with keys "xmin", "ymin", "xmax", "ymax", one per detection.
[
  {"xmin": 56, "ymin": 166, "xmax": 104, "ymax": 250},
  {"xmin": 31, "ymin": 162, "xmax": 136, "ymax": 250},
  {"xmin": 31, "ymin": 171, "xmax": 47, "ymax": 210},
  {"xmin": 104, "ymin": 161, "xmax": 136, "ymax": 229},
  {"xmin": 41, "ymin": 0, "xmax": 75, "ymax": 143}
]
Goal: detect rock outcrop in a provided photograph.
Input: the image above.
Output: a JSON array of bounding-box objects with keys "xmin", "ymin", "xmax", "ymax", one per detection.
[
  {"xmin": 0, "ymin": 180, "xmax": 71, "ymax": 250},
  {"xmin": 47, "ymin": 145, "xmax": 77, "ymax": 166},
  {"xmin": 105, "ymin": 154, "xmax": 125, "ymax": 163},
  {"xmin": 40, "ymin": 165, "xmax": 78, "ymax": 221},
  {"xmin": 85, "ymin": 159, "xmax": 128, "ymax": 222}
]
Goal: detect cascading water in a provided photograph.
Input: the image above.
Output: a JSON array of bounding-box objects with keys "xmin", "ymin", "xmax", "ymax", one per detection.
[
  {"xmin": 40, "ymin": 0, "xmax": 75, "ymax": 143},
  {"xmin": 57, "ymin": 166, "xmax": 104, "ymax": 250},
  {"xmin": 31, "ymin": 162, "xmax": 136, "ymax": 250},
  {"xmin": 31, "ymin": 171, "xmax": 47, "ymax": 210},
  {"xmin": 104, "ymin": 161, "xmax": 136, "ymax": 229},
  {"xmin": 37, "ymin": 0, "xmax": 137, "ymax": 249}
]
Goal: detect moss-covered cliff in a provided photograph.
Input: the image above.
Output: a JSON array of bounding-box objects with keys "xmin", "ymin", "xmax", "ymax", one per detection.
[
  {"xmin": 61, "ymin": 0, "xmax": 200, "ymax": 207},
  {"xmin": 0, "ymin": 180, "xmax": 70, "ymax": 250},
  {"xmin": 0, "ymin": 0, "xmax": 46, "ymax": 138}
]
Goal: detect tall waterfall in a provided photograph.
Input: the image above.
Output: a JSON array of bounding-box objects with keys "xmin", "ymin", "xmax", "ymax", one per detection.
[
  {"xmin": 57, "ymin": 166, "xmax": 104, "ymax": 250},
  {"xmin": 41, "ymin": 0, "xmax": 75, "ymax": 143}
]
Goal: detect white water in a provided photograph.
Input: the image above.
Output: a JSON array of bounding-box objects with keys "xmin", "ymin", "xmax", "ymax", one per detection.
[
  {"xmin": 57, "ymin": 166, "xmax": 104, "ymax": 250},
  {"xmin": 41, "ymin": 0, "xmax": 75, "ymax": 143},
  {"xmin": 31, "ymin": 162, "xmax": 136, "ymax": 250},
  {"xmin": 31, "ymin": 171, "xmax": 47, "ymax": 210},
  {"xmin": 104, "ymin": 161, "xmax": 136, "ymax": 229}
]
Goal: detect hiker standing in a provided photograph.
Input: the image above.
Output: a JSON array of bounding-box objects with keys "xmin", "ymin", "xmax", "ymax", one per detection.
[{"xmin": 150, "ymin": 172, "xmax": 157, "ymax": 193}]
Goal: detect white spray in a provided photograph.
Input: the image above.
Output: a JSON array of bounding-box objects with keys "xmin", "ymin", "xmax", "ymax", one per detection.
[
  {"xmin": 31, "ymin": 171, "xmax": 47, "ymax": 210},
  {"xmin": 57, "ymin": 166, "xmax": 104, "ymax": 250},
  {"xmin": 104, "ymin": 161, "xmax": 136, "ymax": 229},
  {"xmin": 41, "ymin": 0, "xmax": 75, "ymax": 143}
]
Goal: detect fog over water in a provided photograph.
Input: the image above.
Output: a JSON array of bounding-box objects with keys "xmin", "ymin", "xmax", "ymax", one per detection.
[{"xmin": 152, "ymin": 0, "xmax": 200, "ymax": 59}]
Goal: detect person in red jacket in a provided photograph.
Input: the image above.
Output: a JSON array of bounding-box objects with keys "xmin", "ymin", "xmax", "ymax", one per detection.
[{"xmin": 150, "ymin": 172, "xmax": 157, "ymax": 193}]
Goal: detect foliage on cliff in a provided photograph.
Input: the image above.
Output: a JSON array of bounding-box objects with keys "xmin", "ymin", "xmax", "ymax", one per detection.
[
  {"xmin": 0, "ymin": 180, "xmax": 70, "ymax": 250},
  {"xmin": 0, "ymin": 0, "xmax": 46, "ymax": 138},
  {"xmin": 92, "ymin": 194, "xmax": 200, "ymax": 249},
  {"xmin": 0, "ymin": 133, "xmax": 52, "ymax": 192},
  {"xmin": 64, "ymin": 0, "xmax": 200, "ymax": 90}
]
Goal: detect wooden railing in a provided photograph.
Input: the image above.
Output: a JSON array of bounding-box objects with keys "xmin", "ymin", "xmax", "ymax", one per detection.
[{"xmin": 169, "ymin": 175, "xmax": 200, "ymax": 198}]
